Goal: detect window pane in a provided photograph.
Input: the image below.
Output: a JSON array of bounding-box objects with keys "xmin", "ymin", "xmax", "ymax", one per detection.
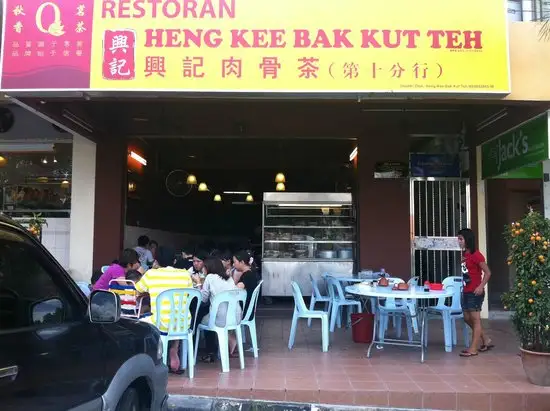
[{"xmin": 0, "ymin": 228, "xmax": 72, "ymax": 330}]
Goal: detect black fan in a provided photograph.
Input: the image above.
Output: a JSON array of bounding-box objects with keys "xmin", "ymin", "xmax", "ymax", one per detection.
[{"xmin": 165, "ymin": 170, "xmax": 193, "ymax": 198}]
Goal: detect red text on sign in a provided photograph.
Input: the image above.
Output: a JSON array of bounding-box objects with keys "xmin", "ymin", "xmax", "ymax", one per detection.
[
  {"xmin": 293, "ymin": 29, "xmax": 353, "ymax": 48},
  {"xmin": 145, "ymin": 29, "xmax": 223, "ymax": 47},
  {"xmin": 360, "ymin": 30, "xmax": 420, "ymax": 48},
  {"xmin": 427, "ymin": 30, "xmax": 483, "ymax": 49},
  {"xmin": 101, "ymin": 0, "xmax": 236, "ymax": 19},
  {"xmin": 230, "ymin": 29, "xmax": 286, "ymax": 48}
]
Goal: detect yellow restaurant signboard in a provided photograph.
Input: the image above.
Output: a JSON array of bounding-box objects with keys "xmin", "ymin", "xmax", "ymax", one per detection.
[{"xmin": 0, "ymin": 0, "xmax": 510, "ymax": 93}]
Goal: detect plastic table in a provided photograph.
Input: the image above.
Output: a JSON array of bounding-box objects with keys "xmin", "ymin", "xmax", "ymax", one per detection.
[{"xmin": 345, "ymin": 283, "xmax": 453, "ymax": 363}]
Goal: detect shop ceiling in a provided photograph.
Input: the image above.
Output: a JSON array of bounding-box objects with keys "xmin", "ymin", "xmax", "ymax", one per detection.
[{"xmin": 13, "ymin": 97, "xmax": 550, "ymax": 144}]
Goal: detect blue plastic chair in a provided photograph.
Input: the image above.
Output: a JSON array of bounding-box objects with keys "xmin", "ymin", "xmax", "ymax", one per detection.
[
  {"xmin": 75, "ymin": 281, "xmax": 91, "ymax": 297},
  {"xmin": 424, "ymin": 276, "xmax": 469, "ymax": 352},
  {"xmin": 241, "ymin": 280, "xmax": 263, "ymax": 358},
  {"xmin": 155, "ymin": 288, "xmax": 201, "ymax": 378},
  {"xmin": 326, "ymin": 276, "xmax": 362, "ymax": 332},
  {"xmin": 194, "ymin": 289, "xmax": 247, "ymax": 373},
  {"xmin": 289, "ymin": 281, "xmax": 329, "ymax": 352},
  {"xmin": 308, "ymin": 274, "xmax": 331, "ymax": 327}
]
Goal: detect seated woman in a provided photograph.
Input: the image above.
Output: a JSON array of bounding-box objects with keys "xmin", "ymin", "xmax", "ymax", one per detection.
[
  {"xmin": 197, "ymin": 257, "xmax": 242, "ymax": 363},
  {"xmin": 233, "ymin": 250, "xmax": 259, "ymax": 317},
  {"xmin": 220, "ymin": 251, "xmax": 237, "ymax": 279},
  {"xmin": 93, "ymin": 249, "xmax": 141, "ymax": 291}
]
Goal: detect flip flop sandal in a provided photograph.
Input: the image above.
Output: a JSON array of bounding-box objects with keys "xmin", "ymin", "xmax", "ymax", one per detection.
[
  {"xmin": 169, "ymin": 369, "xmax": 185, "ymax": 375},
  {"xmin": 479, "ymin": 344, "xmax": 495, "ymax": 352},
  {"xmin": 460, "ymin": 351, "xmax": 479, "ymax": 357},
  {"xmin": 461, "ymin": 349, "xmax": 469, "ymax": 354}
]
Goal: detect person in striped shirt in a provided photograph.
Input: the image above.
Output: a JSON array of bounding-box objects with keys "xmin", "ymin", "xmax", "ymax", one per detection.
[{"xmin": 134, "ymin": 246, "xmax": 194, "ymax": 373}]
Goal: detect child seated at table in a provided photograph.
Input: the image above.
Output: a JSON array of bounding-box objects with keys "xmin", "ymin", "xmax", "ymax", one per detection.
[{"xmin": 108, "ymin": 270, "xmax": 150, "ymax": 318}]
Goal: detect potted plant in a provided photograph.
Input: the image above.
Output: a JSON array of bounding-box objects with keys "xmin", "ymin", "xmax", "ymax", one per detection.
[
  {"xmin": 502, "ymin": 208, "xmax": 550, "ymax": 386},
  {"xmin": 26, "ymin": 213, "xmax": 47, "ymax": 241}
]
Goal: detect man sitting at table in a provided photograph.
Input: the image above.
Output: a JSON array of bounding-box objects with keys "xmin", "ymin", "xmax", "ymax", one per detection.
[{"xmin": 134, "ymin": 246, "xmax": 194, "ymax": 373}]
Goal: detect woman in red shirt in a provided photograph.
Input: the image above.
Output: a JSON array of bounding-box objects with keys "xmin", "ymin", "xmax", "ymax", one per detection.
[{"xmin": 458, "ymin": 228, "xmax": 493, "ymax": 357}]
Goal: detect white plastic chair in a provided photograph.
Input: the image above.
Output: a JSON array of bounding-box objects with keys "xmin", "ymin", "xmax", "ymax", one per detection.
[
  {"xmin": 424, "ymin": 276, "xmax": 469, "ymax": 352},
  {"xmin": 194, "ymin": 289, "xmax": 247, "ymax": 373},
  {"xmin": 155, "ymin": 288, "xmax": 201, "ymax": 378},
  {"xmin": 289, "ymin": 281, "xmax": 329, "ymax": 352},
  {"xmin": 308, "ymin": 274, "xmax": 331, "ymax": 327},
  {"xmin": 326, "ymin": 276, "xmax": 362, "ymax": 332},
  {"xmin": 241, "ymin": 280, "xmax": 263, "ymax": 358},
  {"xmin": 108, "ymin": 279, "xmax": 144, "ymax": 319}
]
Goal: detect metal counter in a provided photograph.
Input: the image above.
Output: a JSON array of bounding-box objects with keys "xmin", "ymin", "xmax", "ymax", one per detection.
[{"xmin": 261, "ymin": 259, "xmax": 354, "ymax": 297}]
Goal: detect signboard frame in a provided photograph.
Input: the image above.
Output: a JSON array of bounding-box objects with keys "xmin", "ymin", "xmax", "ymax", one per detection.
[{"xmin": 0, "ymin": 0, "xmax": 511, "ymax": 95}]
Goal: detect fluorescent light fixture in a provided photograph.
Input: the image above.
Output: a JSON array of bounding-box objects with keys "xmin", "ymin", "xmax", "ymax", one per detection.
[
  {"xmin": 62, "ymin": 109, "xmax": 93, "ymax": 133},
  {"xmin": 223, "ymin": 191, "xmax": 250, "ymax": 195},
  {"xmin": 129, "ymin": 151, "xmax": 147, "ymax": 166},
  {"xmin": 0, "ymin": 143, "xmax": 54, "ymax": 153},
  {"xmin": 349, "ymin": 147, "xmax": 358, "ymax": 162},
  {"xmin": 279, "ymin": 204, "xmax": 343, "ymax": 207}
]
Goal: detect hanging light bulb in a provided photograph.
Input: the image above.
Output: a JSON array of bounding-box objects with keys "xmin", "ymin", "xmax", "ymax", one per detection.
[
  {"xmin": 246, "ymin": 194, "xmax": 254, "ymax": 202},
  {"xmin": 213, "ymin": 194, "xmax": 222, "ymax": 202},
  {"xmin": 276, "ymin": 182, "xmax": 286, "ymax": 191},
  {"xmin": 53, "ymin": 157, "xmax": 58, "ymax": 163},
  {"xmin": 128, "ymin": 181, "xmax": 136, "ymax": 192},
  {"xmin": 198, "ymin": 182, "xmax": 208, "ymax": 192},
  {"xmin": 61, "ymin": 180, "xmax": 71, "ymax": 189},
  {"xmin": 186, "ymin": 174, "xmax": 197, "ymax": 185},
  {"xmin": 274, "ymin": 172, "xmax": 286, "ymax": 183},
  {"xmin": 0, "ymin": 155, "xmax": 7, "ymax": 168},
  {"xmin": 41, "ymin": 157, "xmax": 48, "ymax": 164}
]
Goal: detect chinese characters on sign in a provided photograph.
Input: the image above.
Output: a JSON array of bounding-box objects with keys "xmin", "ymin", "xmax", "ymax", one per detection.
[
  {"xmin": 102, "ymin": 30, "xmax": 136, "ymax": 80},
  {"xmin": 129, "ymin": 54, "xmax": 445, "ymax": 82},
  {"xmin": 7, "ymin": 3, "xmax": 90, "ymax": 60}
]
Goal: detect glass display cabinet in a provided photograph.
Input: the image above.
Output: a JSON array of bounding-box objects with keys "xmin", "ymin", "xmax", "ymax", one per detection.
[{"xmin": 261, "ymin": 192, "xmax": 356, "ymax": 297}]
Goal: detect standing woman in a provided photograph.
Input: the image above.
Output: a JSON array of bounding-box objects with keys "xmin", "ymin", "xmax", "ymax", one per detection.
[
  {"xmin": 233, "ymin": 250, "xmax": 259, "ymax": 316},
  {"xmin": 458, "ymin": 228, "xmax": 494, "ymax": 357}
]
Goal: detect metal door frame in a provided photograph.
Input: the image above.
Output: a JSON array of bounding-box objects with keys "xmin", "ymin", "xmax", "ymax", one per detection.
[{"xmin": 409, "ymin": 177, "xmax": 471, "ymax": 280}]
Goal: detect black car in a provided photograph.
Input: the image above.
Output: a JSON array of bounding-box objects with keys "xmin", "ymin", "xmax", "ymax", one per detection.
[{"xmin": 0, "ymin": 216, "xmax": 168, "ymax": 410}]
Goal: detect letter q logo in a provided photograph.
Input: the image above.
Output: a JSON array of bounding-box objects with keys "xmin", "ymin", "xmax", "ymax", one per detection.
[{"xmin": 36, "ymin": 2, "xmax": 65, "ymax": 37}]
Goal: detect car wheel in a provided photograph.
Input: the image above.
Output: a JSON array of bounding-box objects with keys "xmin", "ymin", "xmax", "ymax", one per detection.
[{"xmin": 116, "ymin": 387, "xmax": 141, "ymax": 411}]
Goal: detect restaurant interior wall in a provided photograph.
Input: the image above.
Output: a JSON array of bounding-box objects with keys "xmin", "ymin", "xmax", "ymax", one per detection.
[{"xmin": 124, "ymin": 136, "xmax": 356, "ymax": 256}]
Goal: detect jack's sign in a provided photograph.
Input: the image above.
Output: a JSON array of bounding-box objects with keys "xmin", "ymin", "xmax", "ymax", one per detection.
[{"xmin": 481, "ymin": 113, "xmax": 550, "ymax": 179}]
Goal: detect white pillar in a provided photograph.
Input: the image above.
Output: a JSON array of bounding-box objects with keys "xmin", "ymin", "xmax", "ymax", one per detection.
[
  {"xmin": 69, "ymin": 135, "xmax": 96, "ymax": 282},
  {"xmin": 476, "ymin": 145, "xmax": 490, "ymax": 319}
]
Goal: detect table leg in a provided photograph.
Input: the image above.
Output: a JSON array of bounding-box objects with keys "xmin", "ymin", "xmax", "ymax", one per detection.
[
  {"xmin": 420, "ymin": 301, "xmax": 426, "ymax": 363},
  {"xmin": 366, "ymin": 299, "xmax": 378, "ymax": 358}
]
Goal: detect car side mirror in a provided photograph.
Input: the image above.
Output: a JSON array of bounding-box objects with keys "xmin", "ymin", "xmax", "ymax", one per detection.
[
  {"xmin": 31, "ymin": 298, "xmax": 64, "ymax": 325},
  {"xmin": 88, "ymin": 290, "xmax": 121, "ymax": 323}
]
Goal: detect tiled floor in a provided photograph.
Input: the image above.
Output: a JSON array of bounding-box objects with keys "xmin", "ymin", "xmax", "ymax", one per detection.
[{"xmin": 168, "ymin": 309, "xmax": 550, "ymax": 410}]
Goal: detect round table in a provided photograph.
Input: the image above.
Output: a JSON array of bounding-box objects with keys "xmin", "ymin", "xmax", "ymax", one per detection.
[{"xmin": 345, "ymin": 283, "xmax": 454, "ymax": 363}]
